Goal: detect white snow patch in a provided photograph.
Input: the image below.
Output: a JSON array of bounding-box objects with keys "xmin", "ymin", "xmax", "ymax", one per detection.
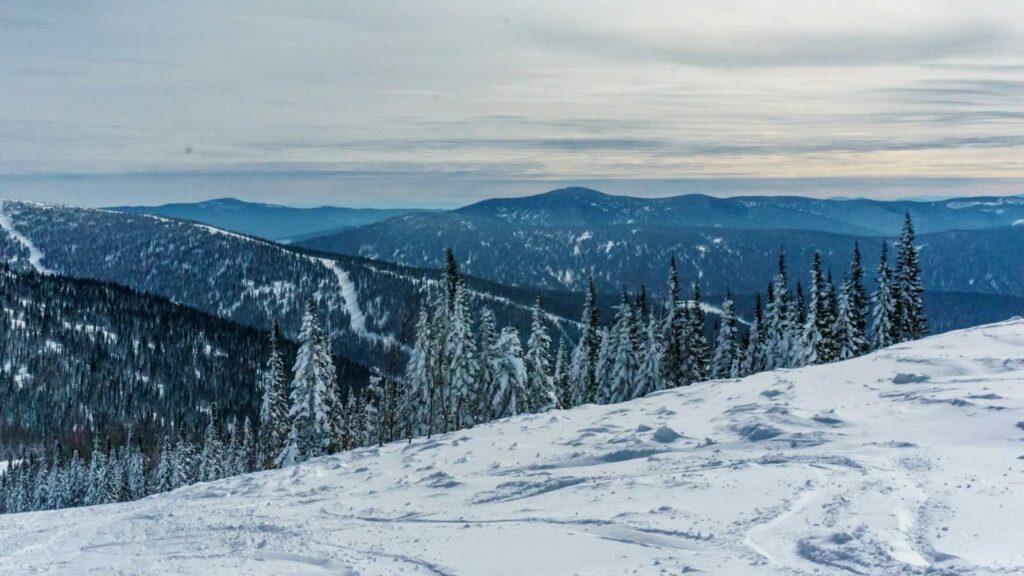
[
  {"xmin": 0, "ymin": 200, "xmax": 52, "ymax": 274},
  {"xmin": 319, "ymin": 258, "xmax": 400, "ymax": 348}
]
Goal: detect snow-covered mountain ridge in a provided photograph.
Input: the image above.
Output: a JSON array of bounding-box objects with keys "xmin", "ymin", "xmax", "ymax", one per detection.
[{"xmin": 2, "ymin": 319, "xmax": 1023, "ymax": 575}]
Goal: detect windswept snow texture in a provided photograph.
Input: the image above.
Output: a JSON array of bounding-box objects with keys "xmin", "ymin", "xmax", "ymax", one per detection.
[
  {"xmin": 0, "ymin": 200, "xmax": 51, "ymax": 274},
  {"xmin": 4, "ymin": 320, "xmax": 1024, "ymax": 575}
]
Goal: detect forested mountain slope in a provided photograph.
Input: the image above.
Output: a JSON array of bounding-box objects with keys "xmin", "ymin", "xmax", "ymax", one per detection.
[
  {"xmin": 298, "ymin": 212, "xmax": 1024, "ymax": 298},
  {"xmin": 2, "ymin": 319, "xmax": 1022, "ymax": 575},
  {"xmin": 0, "ymin": 201, "xmax": 579, "ymax": 369},
  {"xmin": 0, "ymin": 268, "xmax": 369, "ymax": 455}
]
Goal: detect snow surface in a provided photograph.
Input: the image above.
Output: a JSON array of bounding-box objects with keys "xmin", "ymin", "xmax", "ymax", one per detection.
[
  {"xmin": 3, "ymin": 320, "xmax": 1024, "ymax": 575},
  {"xmin": 0, "ymin": 200, "xmax": 52, "ymax": 274}
]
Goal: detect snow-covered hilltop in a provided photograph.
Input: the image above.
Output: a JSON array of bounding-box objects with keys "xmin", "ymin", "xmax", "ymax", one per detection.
[{"xmin": 2, "ymin": 319, "xmax": 1023, "ymax": 575}]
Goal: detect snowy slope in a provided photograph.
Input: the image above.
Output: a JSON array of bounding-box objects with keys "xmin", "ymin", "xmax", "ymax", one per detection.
[{"xmin": 3, "ymin": 320, "xmax": 1024, "ymax": 575}]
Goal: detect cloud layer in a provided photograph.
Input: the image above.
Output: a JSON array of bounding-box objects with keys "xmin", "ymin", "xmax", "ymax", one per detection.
[{"xmin": 0, "ymin": 0, "xmax": 1021, "ymax": 205}]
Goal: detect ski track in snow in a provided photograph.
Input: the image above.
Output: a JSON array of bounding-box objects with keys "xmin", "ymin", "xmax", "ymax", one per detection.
[
  {"xmin": 4, "ymin": 320, "xmax": 1024, "ymax": 575},
  {"xmin": 0, "ymin": 200, "xmax": 52, "ymax": 274},
  {"xmin": 319, "ymin": 258, "xmax": 401, "ymax": 349}
]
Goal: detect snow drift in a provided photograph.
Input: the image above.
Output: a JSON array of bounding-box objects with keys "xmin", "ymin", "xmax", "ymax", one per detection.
[{"xmin": 2, "ymin": 319, "xmax": 1024, "ymax": 575}]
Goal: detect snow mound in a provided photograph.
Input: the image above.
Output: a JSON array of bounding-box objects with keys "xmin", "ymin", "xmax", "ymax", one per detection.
[{"xmin": 3, "ymin": 320, "xmax": 1024, "ymax": 575}]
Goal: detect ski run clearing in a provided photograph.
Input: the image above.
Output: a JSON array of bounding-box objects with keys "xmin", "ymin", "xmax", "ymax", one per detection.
[
  {"xmin": 3, "ymin": 320, "xmax": 1024, "ymax": 575},
  {"xmin": 0, "ymin": 200, "xmax": 52, "ymax": 275}
]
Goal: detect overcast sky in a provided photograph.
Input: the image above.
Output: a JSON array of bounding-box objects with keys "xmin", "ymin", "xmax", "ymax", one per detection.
[{"xmin": 1, "ymin": 1, "xmax": 1022, "ymax": 207}]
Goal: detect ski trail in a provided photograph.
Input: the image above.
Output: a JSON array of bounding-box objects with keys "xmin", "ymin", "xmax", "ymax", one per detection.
[
  {"xmin": 319, "ymin": 258, "xmax": 401, "ymax": 349},
  {"xmin": 743, "ymin": 465, "xmax": 825, "ymax": 567},
  {"xmin": 0, "ymin": 200, "xmax": 52, "ymax": 274}
]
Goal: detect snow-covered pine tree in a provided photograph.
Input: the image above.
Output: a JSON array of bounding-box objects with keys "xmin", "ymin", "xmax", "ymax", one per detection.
[
  {"xmin": 475, "ymin": 307, "xmax": 499, "ymax": 421},
  {"xmin": 661, "ymin": 257, "xmax": 688, "ymax": 388},
  {"xmin": 170, "ymin": 434, "xmax": 194, "ymax": 489},
  {"xmin": 800, "ymin": 253, "xmax": 831, "ymax": 366},
  {"xmin": 278, "ymin": 300, "xmax": 334, "ymax": 466},
  {"xmin": 568, "ymin": 279, "xmax": 600, "ymax": 405},
  {"xmin": 847, "ymin": 241, "xmax": 869, "ymax": 355},
  {"xmin": 711, "ymin": 291, "xmax": 738, "ymax": 378},
  {"xmin": 200, "ymin": 404, "xmax": 225, "ymax": 481},
  {"xmin": 602, "ymin": 293, "xmax": 638, "ymax": 404},
  {"xmin": 258, "ymin": 319, "xmax": 289, "ymax": 469},
  {"xmin": 834, "ymin": 277, "xmax": 868, "ymax": 360},
  {"xmin": 363, "ymin": 376, "xmax": 384, "ymax": 447},
  {"xmin": 552, "ymin": 337, "xmax": 572, "ymax": 409},
  {"xmin": 491, "ymin": 327, "xmax": 528, "ymax": 418},
  {"xmin": 685, "ymin": 284, "xmax": 710, "ymax": 382},
  {"xmin": 124, "ymin": 437, "xmax": 146, "ymax": 500},
  {"xmin": 633, "ymin": 312, "xmax": 664, "ymax": 398},
  {"xmin": 593, "ymin": 328, "xmax": 614, "ymax": 404},
  {"xmin": 740, "ymin": 293, "xmax": 764, "ymax": 376},
  {"xmin": 446, "ymin": 281, "xmax": 479, "ymax": 429},
  {"xmin": 895, "ymin": 213, "xmax": 927, "ymax": 341},
  {"xmin": 870, "ymin": 242, "xmax": 898, "ymax": 350},
  {"xmin": 525, "ymin": 297, "xmax": 557, "ymax": 413},
  {"xmin": 765, "ymin": 252, "xmax": 794, "ymax": 369},
  {"xmin": 152, "ymin": 436, "xmax": 174, "ymax": 494},
  {"xmin": 823, "ymin": 271, "xmax": 840, "ymax": 362},
  {"xmin": 402, "ymin": 304, "xmax": 434, "ymax": 439},
  {"xmin": 85, "ymin": 438, "xmax": 109, "ymax": 506}
]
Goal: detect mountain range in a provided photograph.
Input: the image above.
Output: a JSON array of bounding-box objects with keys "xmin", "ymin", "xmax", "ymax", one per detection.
[
  {"xmin": 297, "ymin": 188, "xmax": 1024, "ymax": 299},
  {"xmin": 107, "ymin": 197, "xmax": 429, "ymax": 242}
]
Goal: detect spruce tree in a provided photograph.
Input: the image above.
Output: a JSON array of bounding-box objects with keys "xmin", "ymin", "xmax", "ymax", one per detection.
[
  {"xmin": 552, "ymin": 337, "xmax": 572, "ymax": 409},
  {"xmin": 765, "ymin": 251, "xmax": 793, "ymax": 369},
  {"xmin": 801, "ymin": 253, "xmax": 831, "ymax": 365},
  {"xmin": 870, "ymin": 242, "xmax": 898, "ymax": 350},
  {"xmin": 603, "ymin": 293, "xmax": 638, "ymax": 404},
  {"xmin": 491, "ymin": 327, "xmax": 528, "ymax": 418},
  {"xmin": 568, "ymin": 279, "xmax": 600, "ymax": 405},
  {"xmin": 475, "ymin": 307, "xmax": 499, "ymax": 421},
  {"xmin": 685, "ymin": 284, "xmax": 710, "ymax": 382},
  {"xmin": 446, "ymin": 281, "xmax": 479, "ymax": 429},
  {"xmin": 848, "ymin": 241, "xmax": 869, "ymax": 355},
  {"xmin": 661, "ymin": 257, "xmax": 688, "ymax": 388},
  {"xmin": 403, "ymin": 304, "xmax": 434, "ymax": 438},
  {"xmin": 711, "ymin": 291, "xmax": 738, "ymax": 378},
  {"xmin": 834, "ymin": 278, "xmax": 868, "ymax": 360},
  {"xmin": 895, "ymin": 213, "xmax": 927, "ymax": 341},
  {"xmin": 258, "ymin": 319, "xmax": 289, "ymax": 468},
  {"xmin": 278, "ymin": 301, "xmax": 334, "ymax": 466},
  {"xmin": 525, "ymin": 297, "xmax": 556, "ymax": 413},
  {"xmin": 633, "ymin": 313, "xmax": 664, "ymax": 398}
]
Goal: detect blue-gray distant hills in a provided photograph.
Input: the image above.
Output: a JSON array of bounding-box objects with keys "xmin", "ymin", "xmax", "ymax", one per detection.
[
  {"xmin": 297, "ymin": 187, "xmax": 1024, "ymax": 298},
  {"xmin": 108, "ymin": 197, "xmax": 430, "ymax": 241}
]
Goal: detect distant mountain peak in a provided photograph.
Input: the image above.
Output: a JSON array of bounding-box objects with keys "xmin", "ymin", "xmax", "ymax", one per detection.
[{"xmin": 538, "ymin": 186, "xmax": 610, "ymax": 199}]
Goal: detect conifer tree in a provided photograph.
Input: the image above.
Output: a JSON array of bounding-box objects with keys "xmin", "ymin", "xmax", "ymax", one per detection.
[
  {"xmin": 258, "ymin": 319, "xmax": 289, "ymax": 468},
  {"xmin": 895, "ymin": 213, "xmax": 927, "ymax": 341},
  {"xmin": 152, "ymin": 436, "xmax": 175, "ymax": 494},
  {"xmin": 848, "ymin": 241, "xmax": 869, "ymax": 355},
  {"xmin": 446, "ymin": 281, "xmax": 479, "ymax": 429},
  {"xmin": 569, "ymin": 279, "xmax": 600, "ymax": 405},
  {"xmin": 834, "ymin": 278, "xmax": 868, "ymax": 360},
  {"xmin": 661, "ymin": 257, "xmax": 688, "ymax": 388},
  {"xmin": 801, "ymin": 253, "xmax": 831, "ymax": 365},
  {"xmin": 602, "ymin": 294, "xmax": 638, "ymax": 404},
  {"xmin": 403, "ymin": 305, "xmax": 434, "ymax": 438},
  {"xmin": 711, "ymin": 291, "xmax": 738, "ymax": 378},
  {"xmin": 278, "ymin": 301, "xmax": 335, "ymax": 466},
  {"xmin": 475, "ymin": 307, "xmax": 499, "ymax": 421},
  {"xmin": 870, "ymin": 242, "xmax": 898, "ymax": 350},
  {"xmin": 765, "ymin": 252, "xmax": 794, "ymax": 369},
  {"xmin": 685, "ymin": 284, "xmax": 710, "ymax": 382},
  {"xmin": 491, "ymin": 327, "xmax": 528, "ymax": 418},
  {"xmin": 525, "ymin": 297, "xmax": 556, "ymax": 413},
  {"xmin": 633, "ymin": 313, "xmax": 664, "ymax": 398},
  {"xmin": 552, "ymin": 337, "xmax": 572, "ymax": 409}
]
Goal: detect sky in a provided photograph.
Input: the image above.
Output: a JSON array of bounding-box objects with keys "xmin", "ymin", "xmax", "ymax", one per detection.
[{"xmin": 1, "ymin": 0, "xmax": 1022, "ymax": 208}]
